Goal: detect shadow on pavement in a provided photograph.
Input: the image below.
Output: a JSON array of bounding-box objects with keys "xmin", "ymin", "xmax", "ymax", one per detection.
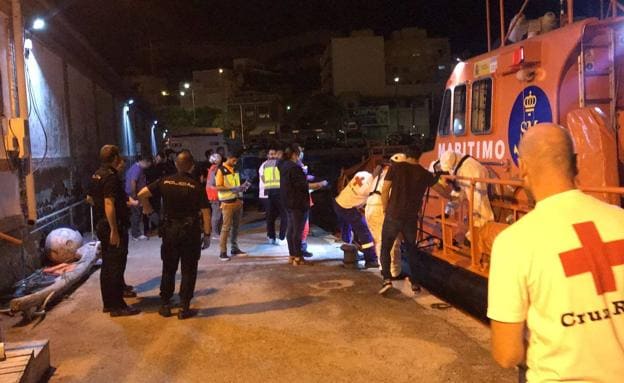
[{"xmin": 196, "ymin": 296, "xmax": 322, "ymax": 318}]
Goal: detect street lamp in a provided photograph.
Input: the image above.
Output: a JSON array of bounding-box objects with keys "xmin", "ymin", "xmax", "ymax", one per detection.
[
  {"xmin": 32, "ymin": 18, "xmax": 45, "ymax": 30},
  {"xmin": 181, "ymin": 82, "xmax": 196, "ymax": 124},
  {"xmin": 218, "ymin": 68, "xmax": 224, "ymax": 74},
  {"xmin": 161, "ymin": 90, "xmax": 169, "ymax": 96},
  {"xmin": 393, "ymin": 77, "xmax": 400, "ymax": 133}
]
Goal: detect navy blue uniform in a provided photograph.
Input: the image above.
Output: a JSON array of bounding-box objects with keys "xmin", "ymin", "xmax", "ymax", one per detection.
[
  {"xmin": 89, "ymin": 165, "xmax": 130, "ymax": 311},
  {"xmin": 147, "ymin": 171, "xmax": 210, "ymax": 305}
]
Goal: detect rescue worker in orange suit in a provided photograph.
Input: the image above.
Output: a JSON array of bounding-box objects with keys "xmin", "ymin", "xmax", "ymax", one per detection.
[
  {"xmin": 365, "ymin": 161, "xmax": 402, "ymax": 278},
  {"xmin": 439, "ymin": 150, "xmax": 494, "ymax": 241},
  {"xmin": 138, "ymin": 151, "xmax": 212, "ymax": 320},
  {"xmin": 205, "ymin": 153, "xmax": 223, "ymax": 236},
  {"xmin": 334, "ymin": 168, "xmax": 381, "ymax": 268},
  {"xmin": 89, "ymin": 145, "xmax": 140, "ymax": 317},
  {"xmin": 488, "ymin": 123, "xmax": 624, "ymax": 382}
]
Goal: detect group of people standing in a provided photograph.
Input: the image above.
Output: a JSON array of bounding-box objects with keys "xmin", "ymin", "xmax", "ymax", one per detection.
[{"xmin": 257, "ymin": 144, "xmax": 328, "ymax": 264}]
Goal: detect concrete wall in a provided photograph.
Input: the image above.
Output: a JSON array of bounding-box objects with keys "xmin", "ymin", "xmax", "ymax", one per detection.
[{"xmin": 0, "ymin": 7, "xmax": 147, "ymax": 293}]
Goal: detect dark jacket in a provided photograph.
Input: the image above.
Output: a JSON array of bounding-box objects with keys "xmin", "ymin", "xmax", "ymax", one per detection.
[{"xmin": 278, "ymin": 159, "xmax": 309, "ymax": 210}]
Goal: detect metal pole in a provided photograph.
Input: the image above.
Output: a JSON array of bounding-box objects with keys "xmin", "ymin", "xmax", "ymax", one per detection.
[
  {"xmin": 12, "ymin": 0, "xmax": 37, "ymax": 224},
  {"xmin": 568, "ymin": 0, "xmax": 574, "ymax": 24},
  {"xmin": 486, "ymin": 0, "xmax": 492, "ymax": 51},
  {"xmin": 239, "ymin": 104, "xmax": 245, "ymax": 147},
  {"xmin": 191, "ymin": 88, "xmax": 196, "ymax": 124},
  {"xmin": 90, "ymin": 205, "xmax": 95, "ymax": 241},
  {"xmin": 499, "ymin": 0, "xmax": 506, "ymax": 47}
]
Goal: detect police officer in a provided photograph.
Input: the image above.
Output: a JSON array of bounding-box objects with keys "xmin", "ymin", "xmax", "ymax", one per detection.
[
  {"xmin": 89, "ymin": 145, "xmax": 140, "ymax": 317},
  {"xmin": 138, "ymin": 150, "xmax": 211, "ymax": 320}
]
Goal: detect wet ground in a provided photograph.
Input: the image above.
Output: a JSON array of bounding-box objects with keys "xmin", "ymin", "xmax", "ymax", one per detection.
[{"xmin": 2, "ymin": 216, "xmax": 516, "ymax": 383}]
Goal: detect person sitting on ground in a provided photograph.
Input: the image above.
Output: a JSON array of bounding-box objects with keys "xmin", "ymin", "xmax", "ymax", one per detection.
[{"xmin": 488, "ymin": 123, "xmax": 624, "ymax": 382}]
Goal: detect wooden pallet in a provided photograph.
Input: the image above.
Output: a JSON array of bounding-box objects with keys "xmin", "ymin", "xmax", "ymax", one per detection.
[{"xmin": 0, "ymin": 341, "xmax": 49, "ymax": 383}]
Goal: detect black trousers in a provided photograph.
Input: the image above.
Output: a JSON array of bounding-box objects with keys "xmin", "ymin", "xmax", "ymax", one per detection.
[
  {"xmin": 160, "ymin": 219, "xmax": 201, "ymax": 304},
  {"xmin": 380, "ymin": 216, "xmax": 418, "ymax": 282},
  {"xmin": 97, "ymin": 220, "xmax": 129, "ymax": 310},
  {"xmin": 286, "ymin": 208, "xmax": 308, "ymax": 258},
  {"xmin": 264, "ymin": 192, "xmax": 288, "ymax": 240}
]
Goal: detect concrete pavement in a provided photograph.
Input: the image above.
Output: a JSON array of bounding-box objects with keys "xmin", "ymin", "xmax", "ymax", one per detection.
[{"xmin": 2, "ymin": 217, "xmax": 516, "ymax": 382}]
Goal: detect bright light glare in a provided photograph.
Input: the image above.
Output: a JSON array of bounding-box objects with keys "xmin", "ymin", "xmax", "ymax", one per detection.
[
  {"xmin": 154, "ymin": 120, "xmax": 158, "ymax": 125},
  {"xmin": 394, "ymin": 77, "xmax": 400, "ymax": 83},
  {"xmin": 180, "ymin": 91, "xmax": 186, "ymax": 96},
  {"xmin": 218, "ymin": 68, "xmax": 224, "ymax": 74},
  {"xmin": 286, "ymin": 105, "xmax": 291, "ymax": 111},
  {"xmin": 183, "ymin": 83, "xmax": 190, "ymax": 89},
  {"xmin": 128, "ymin": 99, "xmax": 135, "ymax": 105},
  {"xmin": 32, "ymin": 18, "xmax": 45, "ymax": 30},
  {"xmin": 161, "ymin": 90, "xmax": 169, "ymax": 96},
  {"xmin": 24, "ymin": 38, "xmax": 33, "ymax": 50}
]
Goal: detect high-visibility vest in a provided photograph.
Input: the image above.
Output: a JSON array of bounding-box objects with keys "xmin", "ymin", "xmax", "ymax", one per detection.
[
  {"xmin": 262, "ymin": 160, "xmax": 280, "ymax": 190},
  {"xmin": 206, "ymin": 164, "xmax": 219, "ymax": 201},
  {"xmin": 217, "ymin": 165, "xmax": 241, "ymax": 201}
]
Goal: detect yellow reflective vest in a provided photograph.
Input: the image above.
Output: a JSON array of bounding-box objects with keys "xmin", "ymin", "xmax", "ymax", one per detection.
[
  {"xmin": 261, "ymin": 159, "xmax": 280, "ymax": 190},
  {"xmin": 217, "ymin": 165, "xmax": 241, "ymax": 201}
]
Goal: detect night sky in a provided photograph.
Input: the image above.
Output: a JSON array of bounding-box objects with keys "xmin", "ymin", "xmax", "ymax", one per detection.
[{"xmin": 49, "ymin": 0, "xmax": 603, "ymax": 75}]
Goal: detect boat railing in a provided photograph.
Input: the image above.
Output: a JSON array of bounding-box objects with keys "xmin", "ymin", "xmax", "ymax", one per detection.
[{"xmin": 436, "ymin": 174, "xmax": 624, "ymax": 273}]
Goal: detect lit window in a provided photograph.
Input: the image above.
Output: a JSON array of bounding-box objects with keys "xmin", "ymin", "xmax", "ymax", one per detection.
[
  {"xmin": 452, "ymin": 85, "xmax": 467, "ymax": 136},
  {"xmin": 438, "ymin": 89, "xmax": 451, "ymax": 136},
  {"xmin": 471, "ymin": 78, "xmax": 492, "ymax": 134}
]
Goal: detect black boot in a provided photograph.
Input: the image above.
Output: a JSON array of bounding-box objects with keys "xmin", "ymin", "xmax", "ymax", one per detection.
[
  {"xmin": 159, "ymin": 301, "xmax": 172, "ymax": 318},
  {"xmin": 178, "ymin": 301, "xmax": 198, "ymax": 320}
]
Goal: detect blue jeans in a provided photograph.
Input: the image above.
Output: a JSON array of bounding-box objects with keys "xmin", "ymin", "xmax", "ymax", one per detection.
[
  {"xmin": 333, "ymin": 201, "xmax": 377, "ymax": 263},
  {"xmin": 380, "ymin": 216, "xmax": 418, "ymax": 282}
]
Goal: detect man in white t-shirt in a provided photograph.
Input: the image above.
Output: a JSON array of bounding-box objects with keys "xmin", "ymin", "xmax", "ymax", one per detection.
[
  {"xmin": 334, "ymin": 168, "xmax": 381, "ymax": 268},
  {"xmin": 488, "ymin": 123, "xmax": 624, "ymax": 382}
]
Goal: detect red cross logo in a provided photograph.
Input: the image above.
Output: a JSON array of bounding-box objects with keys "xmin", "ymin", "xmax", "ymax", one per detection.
[
  {"xmin": 559, "ymin": 222, "xmax": 624, "ymax": 295},
  {"xmin": 353, "ymin": 176, "xmax": 365, "ymax": 187}
]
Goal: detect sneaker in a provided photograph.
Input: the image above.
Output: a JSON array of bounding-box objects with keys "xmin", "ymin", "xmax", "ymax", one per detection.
[
  {"xmin": 379, "ymin": 280, "xmax": 393, "ymax": 295},
  {"xmin": 364, "ymin": 261, "xmax": 380, "ymax": 269},
  {"xmin": 287, "ymin": 256, "xmax": 295, "ymax": 264},
  {"xmin": 302, "ymin": 250, "xmax": 314, "ymax": 258},
  {"xmin": 219, "ymin": 253, "xmax": 231, "ymax": 262},
  {"xmin": 109, "ymin": 306, "xmax": 141, "ymax": 317},
  {"xmin": 267, "ymin": 237, "xmax": 276, "ymax": 245},
  {"xmin": 158, "ymin": 304, "xmax": 172, "ymax": 318},
  {"xmin": 390, "ymin": 273, "xmax": 409, "ymax": 281},
  {"xmin": 123, "ymin": 289, "xmax": 137, "ymax": 298},
  {"xmin": 276, "ymin": 239, "xmax": 286, "ymax": 246},
  {"xmin": 231, "ymin": 248, "xmax": 248, "ymax": 257},
  {"xmin": 102, "ymin": 307, "xmax": 111, "ymax": 313},
  {"xmin": 292, "ymin": 257, "xmax": 312, "ymax": 266}
]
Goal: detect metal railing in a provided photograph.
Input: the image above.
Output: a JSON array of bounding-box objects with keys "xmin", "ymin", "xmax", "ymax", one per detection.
[{"xmin": 436, "ymin": 175, "xmax": 624, "ymax": 272}]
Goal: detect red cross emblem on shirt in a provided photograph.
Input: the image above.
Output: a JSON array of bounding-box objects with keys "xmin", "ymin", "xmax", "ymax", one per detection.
[
  {"xmin": 353, "ymin": 176, "xmax": 365, "ymax": 187},
  {"xmin": 559, "ymin": 221, "xmax": 624, "ymax": 295}
]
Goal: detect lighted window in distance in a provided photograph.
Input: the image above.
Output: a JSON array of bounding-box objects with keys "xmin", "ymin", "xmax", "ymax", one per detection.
[
  {"xmin": 471, "ymin": 78, "xmax": 492, "ymax": 134},
  {"xmin": 453, "ymin": 85, "xmax": 467, "ymax": 136},
  {"xmin": 437, "ymin": 89, "xmax": 451, "ymax": 136}
]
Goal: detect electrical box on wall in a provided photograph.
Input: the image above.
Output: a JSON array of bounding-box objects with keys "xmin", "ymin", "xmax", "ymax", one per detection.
[{"xmin": 2, "ymin": 118, "xmax": 28, "ymax": 158}]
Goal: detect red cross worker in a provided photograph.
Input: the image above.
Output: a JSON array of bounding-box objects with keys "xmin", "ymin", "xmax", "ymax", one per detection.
[{"xmin": 487, "ymin": 123, "xmax": 624, "ymax": 382}]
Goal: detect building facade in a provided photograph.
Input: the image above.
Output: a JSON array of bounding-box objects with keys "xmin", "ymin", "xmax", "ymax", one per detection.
[{"xmin": 0, "ymin": 0, "xmax": 150, "ymax": 292}]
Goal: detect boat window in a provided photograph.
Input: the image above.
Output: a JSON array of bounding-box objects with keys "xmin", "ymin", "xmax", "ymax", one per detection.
[
  {"xmin": 471, "ymin": 78, "xmax": 492, "ymax": 134},
  {"xmin": 437, "ymin": 89, "xmax": 451, "ymax": 136},
  {"xmin": 453, "ymin": 85, "xmax": 467, "ymax": 136}
]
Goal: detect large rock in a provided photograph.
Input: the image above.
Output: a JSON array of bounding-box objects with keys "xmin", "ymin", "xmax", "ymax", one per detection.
[{"xmin": 45, "ymin": 228, "xmax": 83, "ymax": 264}]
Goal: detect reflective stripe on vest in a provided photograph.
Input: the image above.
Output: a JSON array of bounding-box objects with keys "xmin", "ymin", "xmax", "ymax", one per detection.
[
  {"xmin": 217, "ymin": 166, "xmax": 241, "ymax": 201},
  {"xmin": 262, "ymin": 160, "xmax": 280, "ymax": 190}
]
